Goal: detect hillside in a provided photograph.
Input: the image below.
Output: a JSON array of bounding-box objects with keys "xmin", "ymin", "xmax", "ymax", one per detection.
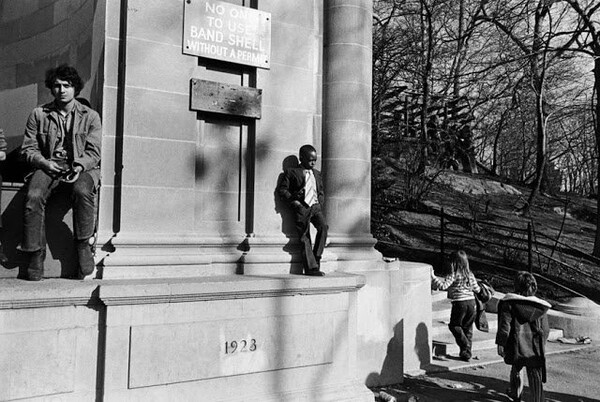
[{"xmin": 372, "ymin": 156, "xmax": 600, "ymax": 304}]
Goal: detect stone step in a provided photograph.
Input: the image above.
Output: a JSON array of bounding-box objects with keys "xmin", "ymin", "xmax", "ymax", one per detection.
[
  {"xmin": 432, "ymin": 327, "xmax": 564, "ymax": 357},
  {"xmin": 432, "ymin": 317, "xmax": 498, "ymax": 337},
  {"xmin": 431, "ymin": 291, "xmax": 447, "ymax": 303},
  {"xmin": 432, "ymin": 328, "xmax": 498, "ymax": 357}
]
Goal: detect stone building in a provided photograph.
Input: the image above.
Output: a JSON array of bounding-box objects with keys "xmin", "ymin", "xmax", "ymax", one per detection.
[{"xmin": 0, "ymin": 1, "xmax": 430, "ymax": 400}]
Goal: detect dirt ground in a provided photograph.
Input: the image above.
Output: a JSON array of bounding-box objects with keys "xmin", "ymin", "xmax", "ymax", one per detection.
[{"xmin": 375, "ymin": 345, "xmax": 600, "ymax": 401}]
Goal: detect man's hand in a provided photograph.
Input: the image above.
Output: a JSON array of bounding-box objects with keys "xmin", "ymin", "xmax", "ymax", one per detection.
[
  {"xmin": 497, "ymin": 345, "xmax": 505, "ymax": 357},
  {"xmin": 42, "ymin": 160, "xmax": 66, "ymax": 176},
  {"xmin": 291, "ymin": 200, "xmax": 302, "ymax": 208},
  {"xmin": 60, "ymin": 164, "xmax": 83, "ymax": 184},
  {"xmin": 0, "ymin": 151, "xmax": 6, "ymax": 161}
]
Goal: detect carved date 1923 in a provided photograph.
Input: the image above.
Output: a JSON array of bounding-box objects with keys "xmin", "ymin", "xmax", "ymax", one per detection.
[{"xmin": 225, "ymin": 339, "xmax": 257, "ymax": 354}]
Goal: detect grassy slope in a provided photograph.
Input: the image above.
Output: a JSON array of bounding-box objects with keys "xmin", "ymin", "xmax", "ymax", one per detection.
[{"xmin": 372, "ymin": 158, "xmax": 600, "ymax": 304}]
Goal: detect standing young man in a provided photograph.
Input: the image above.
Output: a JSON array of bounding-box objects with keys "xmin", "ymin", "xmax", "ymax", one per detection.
[
  {"xmin": 19, "ymin": 64, "xmax": 102, "ymax": 281},
  {"xmin": 278, "ymin": 144, "xmax": 328, "ymax": 276}
]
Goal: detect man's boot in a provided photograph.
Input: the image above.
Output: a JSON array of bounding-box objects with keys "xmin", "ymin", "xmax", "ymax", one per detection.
[
  {"xmin": 25, "ymin": 249, "xmax": 45, "ymax": 281},
  {"xmin": 76, "ymin": 239, "xmax": 95, "ymax": 278}
]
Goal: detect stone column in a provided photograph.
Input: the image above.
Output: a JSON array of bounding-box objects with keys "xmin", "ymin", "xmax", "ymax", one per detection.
[{"xmin": 323, "ymin": 0, "xmax": 380, "ymax": 269}]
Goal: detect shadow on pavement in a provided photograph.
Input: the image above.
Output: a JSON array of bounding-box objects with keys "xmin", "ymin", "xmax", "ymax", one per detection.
[{"xmin": 380, "ymin": 371, "xmax": 600, "ymax": 402}]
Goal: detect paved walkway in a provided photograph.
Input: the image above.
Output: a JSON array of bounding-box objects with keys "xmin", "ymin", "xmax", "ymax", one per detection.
[{"xmin": 373, "ymin": 343, "xmax": 599, "ymax": 402}]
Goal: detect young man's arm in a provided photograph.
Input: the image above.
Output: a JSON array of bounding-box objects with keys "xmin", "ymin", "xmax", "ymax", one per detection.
[
  {"xmin": 277, "ymin": 169, "xmax": 294, "ymax": 203},
  {"xmin": 495, "ymin": 301, "xmax": 511, "ymax": 357},
  {"xmin": 21, "ymin": 110, "xmax": 48, "ymax": 170},
  {"xmin": 72, "ymin": 111, "xmax": 102, "ymax": 172}
]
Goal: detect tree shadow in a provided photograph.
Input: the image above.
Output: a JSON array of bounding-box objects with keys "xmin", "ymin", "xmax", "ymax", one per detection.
[
  {"xmin": 367, "ymin": 321, "xmax": 448, "ymax": 388},
  {"xmin": 390, "ymin": 370, "xmax": 600, "ymax": 402}
]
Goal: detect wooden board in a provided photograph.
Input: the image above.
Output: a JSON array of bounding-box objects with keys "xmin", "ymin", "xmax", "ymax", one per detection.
[{"xmin": 190, "ymin": 78, "xmax": 262, "ymax": 119}]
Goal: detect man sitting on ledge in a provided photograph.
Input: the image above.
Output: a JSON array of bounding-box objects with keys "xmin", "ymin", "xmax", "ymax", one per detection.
[{"xmin": 19, "ymin": 64, "xmax": 102, "ymax": 281}]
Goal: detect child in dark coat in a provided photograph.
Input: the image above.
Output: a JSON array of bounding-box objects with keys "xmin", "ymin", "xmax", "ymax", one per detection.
[{"xmin": 496, "ymin": 271, "xmax": 551, "ymax": 402}]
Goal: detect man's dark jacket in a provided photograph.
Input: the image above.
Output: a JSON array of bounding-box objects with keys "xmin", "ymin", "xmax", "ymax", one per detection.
[{"xmin": 278, "ymin": 166, "xmax": 324, "ymax": 207}]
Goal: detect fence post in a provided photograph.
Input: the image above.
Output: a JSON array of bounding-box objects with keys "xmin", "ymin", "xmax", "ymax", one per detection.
[
  {"xmin": 528, "ymin": 222, "xmax": 533, "ymax": 272},
  {"xmin": 440, "ymin": 207, "xmax": 445, "ymax": 269}
]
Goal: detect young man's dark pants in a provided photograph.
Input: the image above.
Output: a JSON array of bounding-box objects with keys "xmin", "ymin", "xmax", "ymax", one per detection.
[
  {"xmin": 294, "ymin": 203, "xmax": 327, "ymax": 272},
  {"xmin": 449, "ymin": 299, "xmax": 476, "ymax": 359},
  {"xmin": 510, "ymin": 364, "xmax": 544, "ymax": 402},
  {"xmin": 22, "ymin": 169, "xmax": 96, "ymax": 276},
  {"xmin": 0, "ymin": 173, "xmax": 6, "ymax": 264}
]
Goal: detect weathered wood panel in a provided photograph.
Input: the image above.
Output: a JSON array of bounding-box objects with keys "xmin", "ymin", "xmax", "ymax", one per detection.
[{"xmin": 190, "ymin": 79, "xmax": 262, "ymax": 119}]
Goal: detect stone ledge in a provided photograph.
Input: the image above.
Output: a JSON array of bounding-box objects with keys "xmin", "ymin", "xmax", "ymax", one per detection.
[
  {"xmin": 99, "ymin": 273, "xmax": 366, "ymax": 305},
  {"xmin": 0, "ymin": 273, "xmax": 366, "ymax": 309}
]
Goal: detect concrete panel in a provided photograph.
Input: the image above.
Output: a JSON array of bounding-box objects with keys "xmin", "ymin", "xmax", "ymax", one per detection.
[
  {"xmin": 326, "ymin": 196, "xmax": 371, "ymax": 235},
  {"xmin": 0, "ymin": 84, "xmax": 38, "ymax": 152},
  {"xmin": 120, "ymin": 136, "xmax": 196, "ymax": 188},
  {"xmin": 128, "ymin": 314, "xmax": 335, "ymax": 388},
  {"xmin": 124, "ymin": 87, "xmax": 197, "ymax": 142},
  {"xmin": 119, "ymin": 186, "xmax": 196, "ymax": 232},
  {"xmin": 325, "ymin": 159, "xmax": 371, "ymax": 198},
  {"xmin": 258, "ymin": 106, "xmax": 315, "ymax": 146},
  {"xmin": 18, "ymin": 3, "xmax": 57, "ymax": 40},
  {"xmin": 322, "ymin": 121, "xmax": 371, "ymax": 163},
  {"xmin": 98, "ymin": 138, "xmax": 115, "ymax": 187},
  {"xmin": 260, "ymin": 0, "xmax": 316, "ymax": 29},
  {"xmin": 100, "ymin": 86, "xmax": 117, "ymax": 139},
  {"xmin": 326, "ymin": 2, "xmax": 372, "ymax": 47},
  {"xmin": 54, "ymin": 0, "xmax": 88, "ymax": 25},
  {"xmin": 323, "ymin": 81, "xmax": 371, "ymax": 121},
  {"xmin": 270, "ymin": 22, "xmax": 317, "ymax": 71},
  {"xmin": 97, "ymin": 184, "xmax": 114, "ymax": 235},
  {"xmin": 127, "ymin": 0, "xmax": 183, "ymax": 47},
  {"xmin": 196, "ymin": 190, "xmax": 243, "ymax": 223},
  {"xmin": 261, "ymin": 64, "xmax": 316, "ymax": 111},
  {"xmin": 103, "ymin": 37, "xmax": 119, "ymax": 88},
  {"xmin": 325, "ymin": 44, "xmax": 371, "ymax": 85},
  {"xmin": 105, "ymin": 0, "xmax": 122, "ymax": 38},
  {"xmin": 0, "ymin": 329, "xmax": 76, "ymax": 400},
  {"xmin": 125, "ymin": 38, "xmax": 197, "ymax": 95},
  {"xmin": 1, "ymin": 0, "xmax": 39, "ymax": 23}
]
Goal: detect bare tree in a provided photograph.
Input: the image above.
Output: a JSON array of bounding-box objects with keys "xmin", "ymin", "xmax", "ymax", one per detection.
[{"xmin": 555, "ymin": 0, "xmax": 600, "ymax": 255}]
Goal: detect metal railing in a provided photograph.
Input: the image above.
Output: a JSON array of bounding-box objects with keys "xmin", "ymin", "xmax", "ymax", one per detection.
[{"xmin": 439, "ymin": 207, "xmax": 600, "ymax": 287}]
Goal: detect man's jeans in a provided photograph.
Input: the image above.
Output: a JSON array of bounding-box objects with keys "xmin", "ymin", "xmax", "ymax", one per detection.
[{"xmin": 21, "ymin": 169, "xmax": 96, "ymax": 252}]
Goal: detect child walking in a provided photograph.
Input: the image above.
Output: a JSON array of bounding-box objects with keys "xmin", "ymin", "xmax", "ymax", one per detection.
[
  {"xmin": 431, "ymin": 250, "xmax": 481, "ymax": 361},
  {"xmin": 496, "ymin": 271, "xmax": 550, "ymax": 402}
]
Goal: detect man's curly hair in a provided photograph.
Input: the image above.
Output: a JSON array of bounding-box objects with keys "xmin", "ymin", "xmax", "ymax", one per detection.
[{"xmin": 45, "ymin": 64, "xmax": 84, "ymax": 96}]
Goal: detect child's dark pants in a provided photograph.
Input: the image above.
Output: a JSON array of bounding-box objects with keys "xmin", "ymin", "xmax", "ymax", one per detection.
[{"xmin": 449, "ymin": 299, "xmax": 476, "ymax": 358}]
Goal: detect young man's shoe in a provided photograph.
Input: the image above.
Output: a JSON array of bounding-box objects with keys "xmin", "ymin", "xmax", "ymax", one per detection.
[
  {"xmin": 305, "ymin": 269, "xmax": 325, "ymax": 276},
  {"xmin": 77, "ymin": 240, "xmax": 95, "ymax": 277},
  {"xmin": 25, "ymin": 249, "xmax": 45, "ymax": 281}
]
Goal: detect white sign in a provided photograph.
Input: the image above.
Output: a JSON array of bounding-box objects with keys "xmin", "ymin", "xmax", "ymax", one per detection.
[{"xmin": 183, "ymin": 0, "xmax": 271, "ymax": 69}]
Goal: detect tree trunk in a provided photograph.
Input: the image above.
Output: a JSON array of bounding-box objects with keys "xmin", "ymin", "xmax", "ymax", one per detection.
[{"xmin": 592, "ymin": 59, "xmax": 600, "ymax": 257}]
